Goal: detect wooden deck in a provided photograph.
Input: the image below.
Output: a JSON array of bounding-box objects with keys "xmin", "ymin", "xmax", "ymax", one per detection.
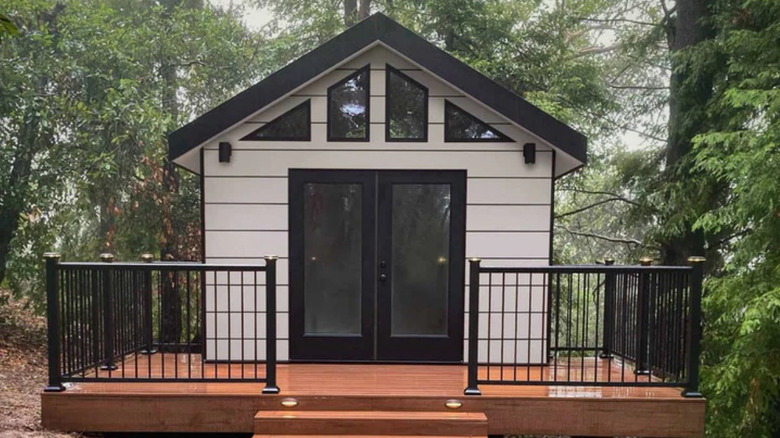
[
  {"xmin": 42, "ymin": 361, "xmax": 705, "ymax": 437},
  {"xmin": 80, "ymin": 353, "xmax": 662, "ymax": 387}
]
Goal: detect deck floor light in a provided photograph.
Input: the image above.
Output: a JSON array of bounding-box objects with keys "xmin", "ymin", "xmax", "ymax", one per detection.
[{"xmin": 281, "ymin": 397, "xmax": 299, "ymax": 408}]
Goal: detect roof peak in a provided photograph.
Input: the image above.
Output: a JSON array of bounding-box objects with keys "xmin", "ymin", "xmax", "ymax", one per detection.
[{"xmin": 168, "ymin": 12, "xmax": 586, "ymax": 173}]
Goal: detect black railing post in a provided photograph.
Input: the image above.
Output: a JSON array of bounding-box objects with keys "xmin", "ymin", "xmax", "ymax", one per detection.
[
  {"xmin": 262, "ymin": 255, "xmax": 280, "ymax": 394},
  {"xmin": 100, "ymin": 253, "xmax": 117, "ymax": 371},
  {"xmin": 140, "ymin": 253, "xmax": 157, "ymax": 355},
  {"xmin": 44, "ymin": 252, "xmax": 65, "ymax": 392},
  {"xmin": 600, "ymin": 257, "xmax": 615, "ymax": 359},
  {"xmin": 635, "ymin": 256, "xmax": 652, "ymax": 375},
  {"xmin": 683, "ymin": 256, "xmax": 705, "ymax": 397},
  {"xmin": 464, "ymin": 257, "xmax": 482, "ymax": 395}
]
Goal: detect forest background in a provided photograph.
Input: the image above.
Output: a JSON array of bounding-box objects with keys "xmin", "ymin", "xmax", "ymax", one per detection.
[{"xmin": 1, "ymin": 0, "xmax": 778, "ymax": 436}]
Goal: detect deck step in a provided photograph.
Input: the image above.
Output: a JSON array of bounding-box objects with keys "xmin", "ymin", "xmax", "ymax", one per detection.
[
  {"xmin": 254, "ymin": 436, "xmax": 486, "ymax": 438},
  {"xmin": 253, "ymin": 410, "xmax": 488, "ymax": 436}
]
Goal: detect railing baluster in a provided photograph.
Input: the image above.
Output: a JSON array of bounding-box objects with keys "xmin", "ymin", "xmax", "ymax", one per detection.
[
  {"xmin": 99, "ymin": 253, "xmax": 117, "ymax": 372},
  {"xmin": 464, "ymin": 258, "xmax": 481, "ymax": 395},
  {"xmin": 44, "ymin": 253, "xmax": 64, "ymax": 392},
  {"xmin": 263, "ymin": 255, "xmax": 280, "ymax": 394},
  {"xmin": 600, "ymin": 259, "xmax": 615, "ymax": 359},
  {"xmin": 683, "ymin": 257, "xmax": 705, "ymax": 397},
  {"xmin": 636, "ymin": 257, "xmax": 652, "ymax": 376},
  {"xmin": 140, "ymin": 254, "xmax": 156, "ymax": 355}
]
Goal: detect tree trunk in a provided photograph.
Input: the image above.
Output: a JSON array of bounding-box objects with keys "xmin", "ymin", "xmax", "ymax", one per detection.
[
  {"xmin": 661, "ymin": 0, "xmax": 713, "ymax": 265},
  {"xmin": 159, "ymin": 0, "xmax": 184, "ymax": 344},
  {"xmin": 345, "ymin": 0, "xmax": 357, "ymax": 27},
  {"xmin": 0, "ymin": 147, "xmax": 32, "ymax": 284},
  {"xmin": 358, "ymin": 0, "xmax": 371, "ymax": 21}
]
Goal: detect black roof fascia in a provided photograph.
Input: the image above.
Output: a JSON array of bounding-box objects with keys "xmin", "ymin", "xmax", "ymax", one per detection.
[{"xmin": 168, "ymin": 13, "xmax": 587, "ymax": 164}]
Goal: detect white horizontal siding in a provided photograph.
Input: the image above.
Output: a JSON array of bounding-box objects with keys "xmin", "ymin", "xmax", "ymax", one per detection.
[
  {"xmin": 202, "ymin": 45, "xmax": 554, "ymax": 364},
  {"xmin": 467, "ymin": 178, "xmax": 551, "ymax": 205},
  {"xmin": 203, "ymin": 149, "xmax": 552, "ymax": 178},
  {"xmin": 466, "ymin": 232, "xmax": 550, "ymax": 259},
  {"xmin": 205, "ymin": 204, "xmax": 287, "ymax": 231},
  {"xmin": 467, "ymin": 205, "xmax": 550, "ymax": 231}
]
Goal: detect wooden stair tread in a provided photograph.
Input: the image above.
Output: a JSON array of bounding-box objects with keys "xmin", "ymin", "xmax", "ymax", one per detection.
[
  {"xmin": 255, "ymin": 410, "xmax": 487, "ymax": 420},
  {"xmin": 253, "ymin": 435, "xmax": 486, "ymax": 438},
  {"xmin": 254, "ymin": 410, "xmax": 488, "ymax": 436}
]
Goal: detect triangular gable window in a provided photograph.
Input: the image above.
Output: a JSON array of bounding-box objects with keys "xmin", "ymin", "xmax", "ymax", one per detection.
[
  {"xmin": 386, "ymin": 64, "xmax": 428, "ymax": 141},
  {"xmin": 241, "ymin": 100, "xmax": 311, "ymax": 141},
  {"xmin": 328, "ymin": 65, "xmax": 370, "ymax": 141},
  {"xmin": 444, "ymin": 101, "xmax": 512, "ymax": 142}
]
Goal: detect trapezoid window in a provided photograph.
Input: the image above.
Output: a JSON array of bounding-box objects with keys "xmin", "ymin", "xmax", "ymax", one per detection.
[
  {"xmin": 444, "ymin": 100, "xmax": 512, "ymax": 142},
  {"xmin": 240, "ymin": 100, "xmax": 311, "ymax": 141},
  {"xmin": 328, "ymin": 65, "xmax": 370, "ymax": 141},
  {"xmin": 385, "ymin": 65, "xmax": 428, "ymax": 141}
]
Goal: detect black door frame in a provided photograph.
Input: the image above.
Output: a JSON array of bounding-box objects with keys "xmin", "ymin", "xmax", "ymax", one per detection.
[{"xmin": 288, "ymin": 169, "xmax": 466, "ymax": 363}]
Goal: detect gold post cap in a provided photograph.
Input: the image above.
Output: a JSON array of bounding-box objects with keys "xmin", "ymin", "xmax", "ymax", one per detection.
[
  {"xmin": 468, "ymin": 257, "xmax": 481, "ymax": 262},
  {"xmin": 140, "ymin": 253, "xmax": 154, "ymax": 263},
  {"xmin": 639, "ymin": 256, "xmax": 653, "ymax": 266},
  {"xmin": 688, "ymin": 256, "xmax": 706, "ymax": 264},
  {"xmin": 43, "ymin": 252, "xmax": 61, "ymax": 259},
  {"xmin": 604, "ymin": 257, "xmax": 615, "ymax": 265},
  {"xmin": 99, "ymin": 253, "xmax": 115, "ymax": 262},
  {"xmin": 264, "ymin": 255, "xmax": 278, "ymax": 261}
]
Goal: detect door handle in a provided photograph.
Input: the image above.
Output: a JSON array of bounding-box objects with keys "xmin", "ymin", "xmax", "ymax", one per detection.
[{"xmin": 379, "ymin": 273, "xmax": 388, "ymax": 282}]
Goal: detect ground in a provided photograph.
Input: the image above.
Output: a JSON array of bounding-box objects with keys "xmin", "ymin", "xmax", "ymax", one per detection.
[{"xmin": 0, "ymin": 289, "xmax": 73, "ymax": 438}]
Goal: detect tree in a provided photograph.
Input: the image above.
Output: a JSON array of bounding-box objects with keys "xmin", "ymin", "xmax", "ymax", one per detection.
[
  {"xmin": 692, "ymin": 0, "xmax": 780, "ymax": 435},
  {"xmin": 0, "ymin": 0, "xmax": 261, "ymax": 307}
]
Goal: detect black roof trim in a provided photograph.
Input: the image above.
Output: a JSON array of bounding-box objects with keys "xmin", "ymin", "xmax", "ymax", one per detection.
[{"xmin": 168, "ymin": 13, "xmax": 587, "ymax": 164}]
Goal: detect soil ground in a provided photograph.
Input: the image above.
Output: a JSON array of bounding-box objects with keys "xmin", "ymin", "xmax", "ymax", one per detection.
[{"xmin": 0, "ymin": 289, "xmax": 75, "ymax": 437}]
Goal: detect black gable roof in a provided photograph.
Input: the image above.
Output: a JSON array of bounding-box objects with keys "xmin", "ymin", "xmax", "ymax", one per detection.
[{"xmin": 168, "ymin": 13, "xmax": 587, "ymax": 164}]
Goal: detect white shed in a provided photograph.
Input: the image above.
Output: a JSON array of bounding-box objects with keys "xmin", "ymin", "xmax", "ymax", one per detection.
[{"xmin": 168, "ymin": 13, "xmax": 587, "ymax": 364}]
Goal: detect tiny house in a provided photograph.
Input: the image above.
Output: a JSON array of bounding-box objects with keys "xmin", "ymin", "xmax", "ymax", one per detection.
[{"xmin": 41, "ymin": 13, "xmax": 706, "ymax": 438}]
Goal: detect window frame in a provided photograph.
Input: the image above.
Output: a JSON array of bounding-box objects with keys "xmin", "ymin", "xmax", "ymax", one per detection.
[
  {"xmin": 443, "ymin": 100, "xmax": 513, "ymax": 143},
  {"xmin": 327, "ymin": 65, "xmax": 371, "ymax": 142},
  {"xmin": 384, "ymin": 64, "xmax": 429, "ymax": 143},
  {"xmin": 240, "ymin": 99, "xmax": 311, "ymax": 142}
]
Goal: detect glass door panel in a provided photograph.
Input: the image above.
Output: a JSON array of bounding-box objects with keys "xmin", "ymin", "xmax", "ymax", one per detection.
[
  {"xmin": 390, "ymin": 184, "xmax": 451, "ymax": 336},
  {"xmin": 289, "ymin": 170, "xmax": 375, "ymax": 361},
  {"xmin": 303, "ymin": 183, "xmax": 363, "ymax": 335}
]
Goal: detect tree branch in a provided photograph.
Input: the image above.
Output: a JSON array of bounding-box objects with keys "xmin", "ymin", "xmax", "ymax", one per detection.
[
  {"xmin": 555, "ymin": 197, "xmax": 638, "ymax": 219},
  {"xmin": 555, "ymin": 225, "xmax": 644, "ymax": 246},
  {"xmin": 558, "ymin": 188, "xmax": 653, "ymax": 210}
]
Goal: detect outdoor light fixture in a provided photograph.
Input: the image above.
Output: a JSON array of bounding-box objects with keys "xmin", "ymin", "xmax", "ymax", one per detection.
[
  {"xmin": 445, "ymin": 399, "xmax": 463, "ymax": 409},
  {"xmin": 218, "ymin": 142, "xmax": 232, "ymax": 163},
  {"xmin": 281, "ymin": 398, "xmax": 299, "ymax": 408},
  {"xmin": 523, "ymin": 143, "xmax": 536, "ymax": 164}
]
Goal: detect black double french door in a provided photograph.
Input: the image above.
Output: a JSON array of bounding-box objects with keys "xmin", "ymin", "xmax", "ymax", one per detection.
[{"xmin": 289, "ymin": 169, "xmax": 466, "ymax": 362}]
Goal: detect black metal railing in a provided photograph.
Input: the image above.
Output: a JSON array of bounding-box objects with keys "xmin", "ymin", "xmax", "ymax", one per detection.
[
  {"xmin": 43, "ymin": 252, "xmax": 280, "ymax": 394},
  {"xmin": 464, "ymin": 257, "xmax": 704, "ymax": 397}
]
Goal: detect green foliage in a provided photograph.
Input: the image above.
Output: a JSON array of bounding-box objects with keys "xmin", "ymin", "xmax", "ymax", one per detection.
[
  {"xmin": 688, "ymin": 0, "xmax": 780, "ymax": 436},
  {"xmin": 0, "ymin": 0, "xmax": 261, "ymax": 305}
]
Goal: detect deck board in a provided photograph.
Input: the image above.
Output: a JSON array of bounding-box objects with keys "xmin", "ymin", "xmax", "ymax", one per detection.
[
  {"xmin": 72, "ymin": 353, "xmax": 667, "ymax": 398},
  {"xmin": 42, "ymin": 360, "xmax": 705, "ymax": 437}
]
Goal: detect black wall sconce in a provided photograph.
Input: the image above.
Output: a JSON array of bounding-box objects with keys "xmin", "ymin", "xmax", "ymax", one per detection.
[
  {"xmin": 523, "ymin": 143, "xmax": 536, "ymax": 164},
  {"xmin": 218, "ymin": 142, "xmax": 232, "ymax": 163}
]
